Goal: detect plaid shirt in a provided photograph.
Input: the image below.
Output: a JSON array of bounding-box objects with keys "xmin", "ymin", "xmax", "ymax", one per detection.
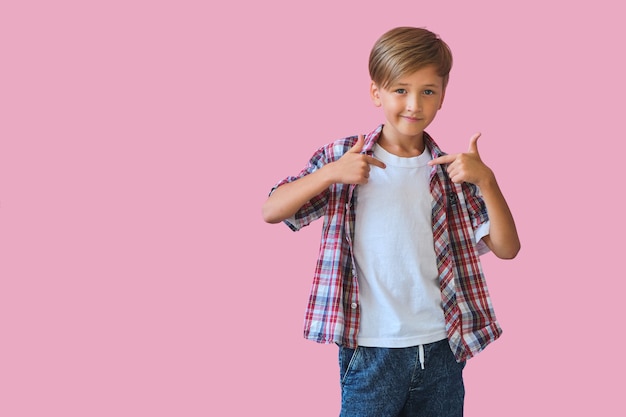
[{"xmin": 272, "ymin": 125, "xmax": 502, "ymax": 362}]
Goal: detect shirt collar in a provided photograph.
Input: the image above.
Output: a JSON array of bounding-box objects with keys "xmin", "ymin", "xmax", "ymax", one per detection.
[{"xmin": 362, "ymin": 124, "xmax": 383, "ymax": 154}]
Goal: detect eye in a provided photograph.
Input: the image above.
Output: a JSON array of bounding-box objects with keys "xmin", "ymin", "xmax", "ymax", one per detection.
[
  {"xmin": 423, "ymin": 89, "xmax": 435, "ymax": 96},
  {"xmin": 394, "ymin": 88, "xmax": 407, "ymax": 94}
]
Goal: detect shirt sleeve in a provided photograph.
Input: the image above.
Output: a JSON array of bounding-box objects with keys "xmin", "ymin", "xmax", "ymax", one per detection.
[
  {"xmin": 474, "ymin": 221, "xmax": 491, "ymax": 256},
  {"xmin": 462, "ymin": 182, "xmax": 491, "ymax": 255},
  {"xmin": 268, "ymin": 146, "xmax": 331, "ymax": 231}
]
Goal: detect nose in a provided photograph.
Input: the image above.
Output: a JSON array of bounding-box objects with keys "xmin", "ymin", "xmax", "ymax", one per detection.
[{"xmin": 406, "ymin": 94, "xmax": 422, "ymax": 112}]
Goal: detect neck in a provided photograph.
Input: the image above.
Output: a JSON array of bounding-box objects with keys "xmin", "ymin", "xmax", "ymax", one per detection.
[{"xmin": 378, "ymin": 130, "xmax": 425, "ymax": 157}]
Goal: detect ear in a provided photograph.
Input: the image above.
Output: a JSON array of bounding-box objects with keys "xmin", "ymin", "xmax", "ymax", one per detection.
[{"xmin": 370, "ymin": 81, "xmax": 382, "ymax": 107}]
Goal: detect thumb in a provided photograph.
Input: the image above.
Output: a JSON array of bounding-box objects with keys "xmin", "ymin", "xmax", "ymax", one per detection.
[
  {"xmin": 468, "ymin": 132, "xmax": 481, "ymax": 154},
  {"xmin": 349, "ymin": 135, "xmax": 365, "ymax": 153}
]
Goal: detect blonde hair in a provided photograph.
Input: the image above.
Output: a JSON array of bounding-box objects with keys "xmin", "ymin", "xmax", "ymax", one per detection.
[{"xmin": 368, "ymin": 27, "xmax": 453, "ymax": 89}]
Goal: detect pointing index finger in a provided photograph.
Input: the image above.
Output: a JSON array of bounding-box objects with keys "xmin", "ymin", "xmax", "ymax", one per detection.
[
  {"xmin": 428, "ymin": 154, "xmax": 455, "ymax": 166},
  {"xmin": 365, "ymin": 155, "xmax": 386, "ymax": 169}
]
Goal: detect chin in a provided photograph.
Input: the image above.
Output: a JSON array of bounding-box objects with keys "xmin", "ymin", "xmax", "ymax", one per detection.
[{"xmin": 399, "ymin": 126, "xmax": 426, "ymax": 138}]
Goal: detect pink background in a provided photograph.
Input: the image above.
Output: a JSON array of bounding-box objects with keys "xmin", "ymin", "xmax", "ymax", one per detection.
[{"xmin": 1, "ymin": 0, "xmax": 624, "ymax": 415}]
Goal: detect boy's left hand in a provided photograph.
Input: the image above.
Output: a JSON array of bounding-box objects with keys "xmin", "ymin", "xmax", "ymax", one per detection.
[{"xmin": 428, "ymin": 133, "xmax": 494, "ymax": 187}]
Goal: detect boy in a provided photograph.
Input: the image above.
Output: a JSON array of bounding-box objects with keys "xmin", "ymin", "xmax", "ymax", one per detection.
[{"xmin": 262, "ymin": 27, "xmax": 520, "ymax": 417}]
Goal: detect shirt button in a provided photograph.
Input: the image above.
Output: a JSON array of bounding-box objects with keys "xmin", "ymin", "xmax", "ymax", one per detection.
[{"xmin": 351, "ymin": 303, "xmax": 358, "ymax": 309}]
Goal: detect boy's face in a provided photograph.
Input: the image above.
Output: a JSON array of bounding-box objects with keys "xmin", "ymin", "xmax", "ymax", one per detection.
[{"xmin": 370, "ymin": 65, "xmax": 445, "ymax": 144}]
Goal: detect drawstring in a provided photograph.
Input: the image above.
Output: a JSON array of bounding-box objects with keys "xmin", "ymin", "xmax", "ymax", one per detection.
[{"xmin": 418, "ymin": 345, "xmax": 425, "ymax": 370}]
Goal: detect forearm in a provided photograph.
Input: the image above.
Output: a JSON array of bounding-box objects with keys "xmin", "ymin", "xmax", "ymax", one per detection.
[
  {"xmin": 478, "ymin": 175, "xmax": 520, "ymax": 259},
  {"xmin": 263, "ymin": 137, "xmax": 383, "ymax": 224},
  {"xmin": 262, "ymin": 166, "xmax": 334, "ymax": 224}
]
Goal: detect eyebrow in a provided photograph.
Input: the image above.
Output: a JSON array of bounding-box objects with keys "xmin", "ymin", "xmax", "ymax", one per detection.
[{"xmin": 396, "ymin": 82, "xmax": 441, "ymax": 88}]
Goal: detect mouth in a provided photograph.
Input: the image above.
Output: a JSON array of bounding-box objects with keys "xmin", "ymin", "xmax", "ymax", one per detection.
[{"xmin": 402, "ymin": 116, "xmax": 422, "ymax": 122}]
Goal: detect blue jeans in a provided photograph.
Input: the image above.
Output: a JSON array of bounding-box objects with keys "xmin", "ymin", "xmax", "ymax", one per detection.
[{"xmin": 338, "ymin": 339, "xmax": 465, "ymax": 417}]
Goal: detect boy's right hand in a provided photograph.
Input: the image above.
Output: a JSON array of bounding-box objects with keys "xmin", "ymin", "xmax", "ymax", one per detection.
[
  {"xmin": 262, "ymin": 135, "xmax": 385, "ymax": 224},
  {"xmin": 327, "ymin": 135, "xmax": 386, "ymax": 185}
]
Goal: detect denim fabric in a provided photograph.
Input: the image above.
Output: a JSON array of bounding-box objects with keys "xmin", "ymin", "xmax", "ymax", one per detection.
[{"xmin": 338, "ymin": 339, "xmax": 465, "ymax": 417}]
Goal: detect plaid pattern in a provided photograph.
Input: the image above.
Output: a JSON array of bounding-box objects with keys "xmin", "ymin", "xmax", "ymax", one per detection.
[{"xmin": 272, "ymin": 125, "xmax": 502, "ymax": 362}]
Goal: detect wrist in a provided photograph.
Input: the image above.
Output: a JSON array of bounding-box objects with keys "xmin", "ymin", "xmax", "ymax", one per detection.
[
  {"xmin": 318, "ymin": 163, "xmax": 338, "ymax": 187},
  {"xmin": 476, "ymin": 169, "xmax": 496, "ymax": 190}
]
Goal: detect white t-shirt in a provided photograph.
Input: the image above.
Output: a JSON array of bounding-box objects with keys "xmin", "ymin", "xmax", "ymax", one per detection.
[{"xmin": 354, "ymin": 144, "xmax": 489, "ymax": 348}]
